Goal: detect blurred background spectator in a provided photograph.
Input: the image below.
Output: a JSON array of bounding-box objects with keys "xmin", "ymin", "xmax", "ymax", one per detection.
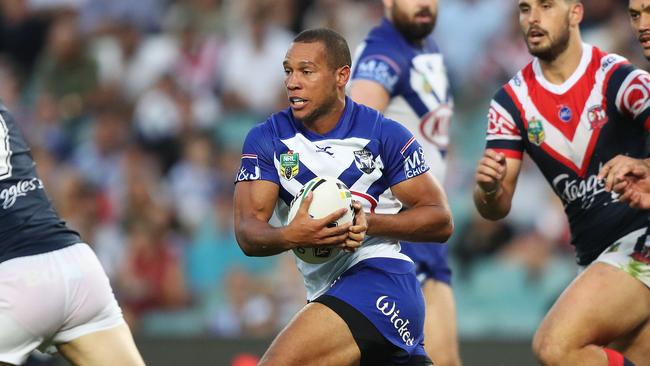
[{"xmin": 0, "ymin": 0, "xmax": 644, "ymax": 364}]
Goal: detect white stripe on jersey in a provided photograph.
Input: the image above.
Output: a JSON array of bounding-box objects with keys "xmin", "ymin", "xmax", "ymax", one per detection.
[{"xmin": 616, "ymin": 69, "xmax": 650, "ymax": 118}]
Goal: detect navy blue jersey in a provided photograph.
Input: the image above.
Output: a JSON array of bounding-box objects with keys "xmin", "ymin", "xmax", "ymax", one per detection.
[
  {"xmin": 485, "ymin": 45, "xmax": 650, "ymax": 265},
  {"xmin": 0, "ymin": 105, "xmax": 80, "ymax": 263}
]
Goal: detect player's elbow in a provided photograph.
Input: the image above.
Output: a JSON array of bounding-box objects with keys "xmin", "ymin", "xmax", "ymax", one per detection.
[
  {"xmin": 420, "ymin": 206, "xmax": 454, "ymax": 242},
  {"xmin": 434, "ymin": 210, "xmax": 454, "ymax": 242},
  {"xmin": 234, "ymin": 229, "xmax": 258, "ymax": 257}
]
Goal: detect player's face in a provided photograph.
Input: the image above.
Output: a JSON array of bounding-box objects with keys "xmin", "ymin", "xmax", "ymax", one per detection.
[
  {"xmin": 387, "ymin": 0, "xmax": 438, "ymax": 41},
  {"xmin": 518, "ymin": 0, "xmax": 573, "ymax": 62},
  {"xmin": 283, "ymin": 42, "xmax": 339, "ymax": 125},
  {"xmin": 630, "ymin": 0, "xmax": 650, "ymax": 60}
]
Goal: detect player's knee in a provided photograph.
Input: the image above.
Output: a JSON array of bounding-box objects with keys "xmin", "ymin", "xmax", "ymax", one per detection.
[{"xmin": 532, "ymin": 330, "xmax": 566, "ymax": 366}]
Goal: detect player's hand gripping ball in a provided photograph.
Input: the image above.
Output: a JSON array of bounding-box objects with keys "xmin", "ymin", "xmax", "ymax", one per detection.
[{"xmin": 287, "ymin": 176, "xmax": 355, "ymax": 264}]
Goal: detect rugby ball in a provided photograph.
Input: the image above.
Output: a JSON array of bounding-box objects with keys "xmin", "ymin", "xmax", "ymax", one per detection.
[{"xmin": 287, "ymin": 176, "xmax": 355, "ymax": 264}]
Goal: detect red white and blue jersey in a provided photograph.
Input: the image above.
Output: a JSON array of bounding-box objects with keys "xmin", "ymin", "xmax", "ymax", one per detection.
[
  {"xmin": 0, "ymin": 104, "xmax": 80, "ymax": 263},
  {"xmin": 236, "ymin": 97, "xmax": 429, "ymax": 300},
  {"xmin": 351, "ymin": 18, "xmax": 452, "ymax": 182},
  {"xmin": 486, "ymin": 44, "xmax": 650, "ymax": 265}
]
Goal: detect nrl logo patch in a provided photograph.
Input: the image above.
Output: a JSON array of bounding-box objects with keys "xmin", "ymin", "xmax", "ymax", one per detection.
[
  {"xmin": 279, "ymin": 151, "xmax": 299, "ymax": 180},
  {"xmin": 527, "ymin": 118, "xmax": 545, "ymax": 146},
  {"xmin": 353, "ymin": 149, "xmax": 375, "ymax": 174}
]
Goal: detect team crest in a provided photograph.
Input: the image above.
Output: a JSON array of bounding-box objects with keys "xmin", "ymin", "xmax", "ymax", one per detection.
[
  {"xmin": 527, "ymin": 118, "xmax": 545, "ymax": 145},
  {"xmin": 279, "ymin": 151, "xmax": 299, "ymax": 180},
  {"xmin": 353, "ymin": 149, "xmax": 375, "ymax": 174},
  {"xmin": 587, "ymin": 105, "xmax": 608, "ymax": 130}
]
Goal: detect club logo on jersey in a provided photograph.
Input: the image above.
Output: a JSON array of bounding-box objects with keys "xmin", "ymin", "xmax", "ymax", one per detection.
[
  {"xmin": 587, "ymin": 105, "xmax": 608, "ymax": 130},
  {"xmin": 353, "ymin": 149, "xmax": 376, "ymax": 174},
  {"xmin": 279, "ymin": 151, "xmax": 299, "ymax": 180},
  {"xmin": 558, "ymin": 105, "xmax": 572, "ymax": 122},
  {"xmin": 527, "ymin": 118, "xmax": 545, "ymax": 145}
]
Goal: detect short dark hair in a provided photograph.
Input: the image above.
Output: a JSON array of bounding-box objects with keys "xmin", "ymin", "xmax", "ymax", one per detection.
[{"xmin": 293, "ymin": 28, "xmax": 351, "ymax": 70}]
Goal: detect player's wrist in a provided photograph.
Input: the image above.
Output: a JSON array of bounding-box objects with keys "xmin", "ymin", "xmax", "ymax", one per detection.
[{"xmin": 478, "ymin": 184, "xmax": 501, "ymax": 204}]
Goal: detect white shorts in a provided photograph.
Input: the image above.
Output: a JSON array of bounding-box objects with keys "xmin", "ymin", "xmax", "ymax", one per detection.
[
  {"xmin": 593, "ymin": 227, "xmax": 650, "ymax": 288},
  {"xmin": 0, "ymin": 243, "xmax": 125, "ymax": 365}
]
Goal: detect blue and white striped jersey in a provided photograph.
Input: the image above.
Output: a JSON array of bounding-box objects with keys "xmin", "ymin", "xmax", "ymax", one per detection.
[
  {"xmin": 351, "ymin": 18, "xmax": 453, "ymax": 182},
  {"xmin": 236, "ymin": 97, "xmax": 430, "ymax": 300}
]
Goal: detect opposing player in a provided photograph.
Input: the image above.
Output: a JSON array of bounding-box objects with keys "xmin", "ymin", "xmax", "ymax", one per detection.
[
  {"xmin": 349, "ymin": 1, "xmax": 460, "ymax": 365},
  {"xmin": 473, "ymin": 1, "xmax": 650, "ymax": 365},
  {"xmin": 0, "ymin": 104, "xmax": 145, "ymax": 365},
  {"xmin": 234, "ymin": 28, "xmax": 453, "ymax": 365},
  {"xmin": 596, "ymin": 0, "xmax": 650, "ymax": 209},
  {"xmin": 629, "ymin": 0, "xmax": 650, "ymax": 60}
]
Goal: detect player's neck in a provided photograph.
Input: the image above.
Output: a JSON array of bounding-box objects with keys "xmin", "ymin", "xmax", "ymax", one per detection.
[
  {"xmin": 302, "ymin": 96, "xmax": 346, "ymax": 135},
  {"xmin": 538, "ymin": 37, "xmax": 583, "ymax": 85}
]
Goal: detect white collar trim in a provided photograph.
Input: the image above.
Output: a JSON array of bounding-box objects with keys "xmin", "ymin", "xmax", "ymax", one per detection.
[{"xmin": 532, "ymin": 43, "xmax": 592, "ymax": 95}]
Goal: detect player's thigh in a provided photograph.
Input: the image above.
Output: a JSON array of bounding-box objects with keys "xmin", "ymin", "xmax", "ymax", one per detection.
[
  {"xmin": 535, "ymin": 262, "xmax": 650, "ymax": 351},
  {"xmin": 421, "ymin": 279, "xmax": 461, "ymax": 366},
  {"xmin": 260, "ymin": 302, "xmax": 360, "ymax": 366},
  {"xmin": 57, "ymin": 323, "xmax": 145, "ymax": 366}
]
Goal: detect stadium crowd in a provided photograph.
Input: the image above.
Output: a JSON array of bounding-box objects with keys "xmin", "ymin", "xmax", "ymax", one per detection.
[{"xmin": 0, "ymin": 0, "xmax": 644, "ymax": 342}]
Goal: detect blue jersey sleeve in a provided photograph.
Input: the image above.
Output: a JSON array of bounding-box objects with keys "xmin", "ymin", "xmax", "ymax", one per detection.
[
  {"xmin": 380, "ymin": 119, "xmax": 430, "ymax": 186},
  {"xmin": 235, "ymin": 123, "xmax": 279, "ymax": 184},
  {"xmin": 352, "ymin": 53, "xmax": 402, "ymax": 96}
]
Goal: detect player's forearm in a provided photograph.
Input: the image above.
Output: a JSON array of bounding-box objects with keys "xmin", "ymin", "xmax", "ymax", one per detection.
[
  {"xmin": 473, "ymin": 185, "xmax": 511, "ymax": 220},
  {"xmin": 235, "ymin": 218, "xmax": 292, "ymax": 257},
  {"xmin": 366, "ymin": 205, "xmax": 453, "ymax": 242}
]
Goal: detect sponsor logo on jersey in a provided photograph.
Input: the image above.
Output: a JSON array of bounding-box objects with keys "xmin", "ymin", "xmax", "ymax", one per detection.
[
  {"xmin": 315, "ymin": 145, "xmax": 334, "ymax": 156},
  {"xmin": 552, "ymin": 172, "xmax": 612, "ymax": 209},
  {"xmin": 403, "ymin": 146, "xmax": 428, "ymax": 179},
  {"xmin": 601, "ymin": 56, "xmax": 616, "ymax": 72},
  {"xmin": 353, "ymin": 149, "xmax": 376, "ymax": 174},
  {"xmin": 527, "ymin": 118, "xmax": 545, "ymax": 145},
  {"xmin": 420, "ymin": 105, "xmax": 451, "ymax": 149},
  {"xmin": 376, "ymin": 295, "xmax": 415, "ymax": 346},
  {"xmin": 236, "ymin": 154, "xmax": 261, "ymax": 182},
  {"xmin": 0, "ymin": 178, "xmax": 44, "ymax": 209},
  {"xmin": 621, "ymin": 72, "xmax": 650, "ymax": 118},
  {"xmin": 558, "ymin": 105, "xmax": 572, "ymax": 122},
  {"xmin": 587, "ymin": 105, "xmax": 608, "ymax": 130},
  {"xmin": 356, "ymin": 57, "xmax": 399, "ymax": 92},
  {"xmin": 487, "ymin": 105, "xmax": 519, "ymax": 138},
  {"xmin": 279, "ymin": 151, "xmax": 299, "ymax": 180}
]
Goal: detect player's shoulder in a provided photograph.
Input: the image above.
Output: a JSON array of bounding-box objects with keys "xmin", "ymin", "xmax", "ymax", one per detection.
[
  {"xmin": 246, "ymin": 108, "xmax": 296, "ymax": 140},
  {"xmin": 357, "ymin": 20, "xmax": 409, "ymax": 67}
]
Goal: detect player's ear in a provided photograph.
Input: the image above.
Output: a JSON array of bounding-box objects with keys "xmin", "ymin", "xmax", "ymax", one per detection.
[
  {"xmin": 569, "ymin": 1, "xmax": 583, "ymax": 27},
  {"xmin": 336, "ymin": 65, "xmax": 351, "ymax": 88}
]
